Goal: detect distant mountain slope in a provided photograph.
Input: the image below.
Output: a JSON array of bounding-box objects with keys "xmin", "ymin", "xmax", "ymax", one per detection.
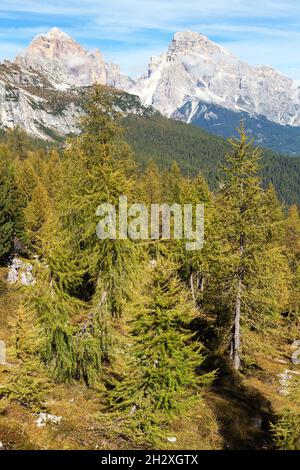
[
  {"xmin": 175, "ymin": 100, "xmax": 300, "ymax": 155},
  {"xmin": 0, "ymin": 61, "xmax": 155, "ymax": 140}
]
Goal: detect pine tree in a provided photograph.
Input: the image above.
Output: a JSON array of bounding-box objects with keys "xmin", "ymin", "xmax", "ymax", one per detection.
[
  {"xmin": 0, "ymin": 304, "xmax": 48, "ymax": 411},
  {"xmin": 285, "ymin": 205, "xmax": 300, "ymax": 270},
  {"xmin": 139, "ymin": 159, "xmax": 163, "ymax": 206},
  {"xmin": 24, "ymin": 181, "xmax": 53, "ymax": 251},
  {"xmin": 285, "ymin": 205, "xmax": 300, "ymax": 321},
  {"xmin": 59, "ymin": 86, "xmax": 140, "ymax": 355},
  {"xmin": 172, "ymin": 172, "xmax": 213, "ymax": 304},
  {"xmin": 164, "ymin": 161, "xmax": 184, "ymax": 203}
]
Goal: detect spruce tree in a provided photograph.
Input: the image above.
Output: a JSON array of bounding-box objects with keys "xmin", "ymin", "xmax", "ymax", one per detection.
[
  {"xmin": 24, "ymin": 181, "xmax": 53, "ymax": 251},
  {"xmin": 173, "ymin": 173, "xmax": 213, "ymax": 304},
  {"xmin": 285, "ymin": 205, "xmax": 300, "ymax": 321},
  {"xmin": 139, "ymin": 159, "xmax": 163, "ymax": 206}
]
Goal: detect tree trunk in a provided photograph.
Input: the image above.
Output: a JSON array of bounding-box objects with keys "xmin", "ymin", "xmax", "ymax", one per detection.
[
  {"xmin": 199, "ymin": 274, "xmax": 204, "ymax": 293},
  {"xmin": 233, "ymin": 278, "xmax": 242, "ymax": 370},
  {"xmin": 232, "ymin": 233, "xmax": 244, "ymax": 371},
  {"xmin": 190, "ymin": 273, "xmax": 196, "ymax": 306}
]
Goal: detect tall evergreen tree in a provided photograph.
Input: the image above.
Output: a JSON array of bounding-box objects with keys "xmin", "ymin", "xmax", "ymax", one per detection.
[{"xmin": 285, "ymin": 205, "xmax": 300, "ymax": 321}]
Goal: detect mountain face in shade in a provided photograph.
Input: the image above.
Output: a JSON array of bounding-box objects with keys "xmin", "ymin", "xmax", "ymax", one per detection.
[
  {"xmin": 16, "ymin": 27, "xmax": 134, "ymax": 90},
  {"xmin": 132, "ymin": 31, "xmax": 300, "ymax": 127}
]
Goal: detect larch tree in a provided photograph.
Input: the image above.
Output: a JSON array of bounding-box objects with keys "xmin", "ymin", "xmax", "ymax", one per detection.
[
  {"xmin": 214, "ymin": 123, "xmax": 289, "ymax": 370},
  {"xmin": 110, "ymin": 258, "xmax": 214, "ymax": 441},
  {"xmin": 0, "ymin": 156, "xmax": 23, "ymax": 261},
  {"xmin": 30, "ymin": 85, "xmax": 141, "ymax": 381}
]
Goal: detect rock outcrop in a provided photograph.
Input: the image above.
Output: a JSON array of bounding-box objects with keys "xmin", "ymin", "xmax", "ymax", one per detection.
[{"xmin": 7, "ymin": 257, "xmax": 36, "ymax": 286}]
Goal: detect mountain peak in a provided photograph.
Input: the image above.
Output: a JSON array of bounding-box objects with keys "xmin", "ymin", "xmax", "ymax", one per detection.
[
  {"xmin": 15, "ymin": 27, "xmax": 133, "ymax": 90},
  {"xmin": 168, "ymin": 31, "xmax": 230, "ymax": 57},
  {"xmin": 45, "ymin": 27, "xmax": 72, "ymax": 41},
  {"xmin": 173, "ymin": 31, "xmax": 207, "ymax": 42},
  {"xmin": 24, "ymin": 27, "xmax": 80, "ymax": 60},
  {"xmin": 132, "ymin": 30, "xmax": 300, "ymax": 127}
]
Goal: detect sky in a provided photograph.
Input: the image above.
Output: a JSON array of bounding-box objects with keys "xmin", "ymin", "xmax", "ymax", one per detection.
[{"xmin": 0, "ymin": 0, "xmax": 299, "ymax": 79}]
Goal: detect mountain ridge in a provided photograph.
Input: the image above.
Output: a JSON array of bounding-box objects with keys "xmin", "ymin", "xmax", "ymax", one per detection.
[{"xmin": 1, "ymin": 27, "xmax": 300, "ymax": 154}]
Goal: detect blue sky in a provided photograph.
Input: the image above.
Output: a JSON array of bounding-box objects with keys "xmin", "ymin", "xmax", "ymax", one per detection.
[{"xmin": 0, "ymin": 0, "xmax": 299, "ymax": 79}]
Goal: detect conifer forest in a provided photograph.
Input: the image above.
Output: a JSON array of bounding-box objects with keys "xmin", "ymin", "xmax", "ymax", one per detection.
[{"xmin": 1, "ymin": 85, "xmax": 300, "ymax": 453}]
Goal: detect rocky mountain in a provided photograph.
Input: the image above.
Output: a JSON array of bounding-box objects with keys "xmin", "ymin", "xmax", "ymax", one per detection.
[
  {"xmin": 16, "ymin": 27, "xmax": 134, "ymax": 90},
  {"xmin": 132, "ymin": 31, "xmax": 300, "ymax": 128},
  {"xmin": 175, "ymin": 100, "xmax": 300, "ymax": 155},
  {"xmin": 0, "ymin": 59, "xmax": 155, "ymax": 140},
  {"xmin": 1, "ymin": 27, "xmax": 300, "ymax": 154},
  {"xmin": 0, "ymin": 60, "xmax": 80, "ymax": 139}
]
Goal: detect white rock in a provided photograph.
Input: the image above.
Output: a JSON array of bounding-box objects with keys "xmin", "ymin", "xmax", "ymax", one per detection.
[
  {"xmin": 7, "ymin": 257, "xmax": 35, "ymax": 286},
  {"xmin": 149, "ymin": 260, "xmax": 157, "ymax": 267},
  {"xmin": 278, "ymin": 370, "xmax": 293, "ymax": 396},
  {"xmin": 36, "ymin": 413, "xmax": 62, "ymax": 428},
  {"xmin": 291, "ymin": 340, "xmax": 300, "ymax": 365},
  {"xmin": 20, "ymin": 271, "xmax": 36, "ymax": 286},
  {"xmin": 7, "ymin": 267, "xmax": 19, "ymax": 284},
  {"xmin": 278, "ymin": 369, "xmax": 300, "ymax": 396},
  {"xmin": 167, "ymin": 437, "xmax": 177, "ymax": 443}
]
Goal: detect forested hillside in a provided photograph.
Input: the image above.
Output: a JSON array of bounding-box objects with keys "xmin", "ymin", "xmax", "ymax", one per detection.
[
  {"xmin": 123, "ymin": 115, "xmax": 300, "ymax": 205},
  {"xmin": 0, "ymin": 86, "xmax": 300, "ymax": 450},
  {"xmin": 1, "ymin": 106, "xmax": 300, "ymax": 206}
]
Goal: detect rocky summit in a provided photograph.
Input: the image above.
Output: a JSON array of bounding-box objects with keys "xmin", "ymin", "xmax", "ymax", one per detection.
[
  {"xmin": 15, "ymin": 27, "xmax": 134, "ymax": 90},
  {"xmin": 132, "ymin": 31, "xmax": 300, "ymax": 127}
]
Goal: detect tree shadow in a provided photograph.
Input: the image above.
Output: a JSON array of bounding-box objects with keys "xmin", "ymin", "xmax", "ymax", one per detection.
[{"xmin": 205, "ymin": 362, "xmax": 276, "ymax": 450}]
